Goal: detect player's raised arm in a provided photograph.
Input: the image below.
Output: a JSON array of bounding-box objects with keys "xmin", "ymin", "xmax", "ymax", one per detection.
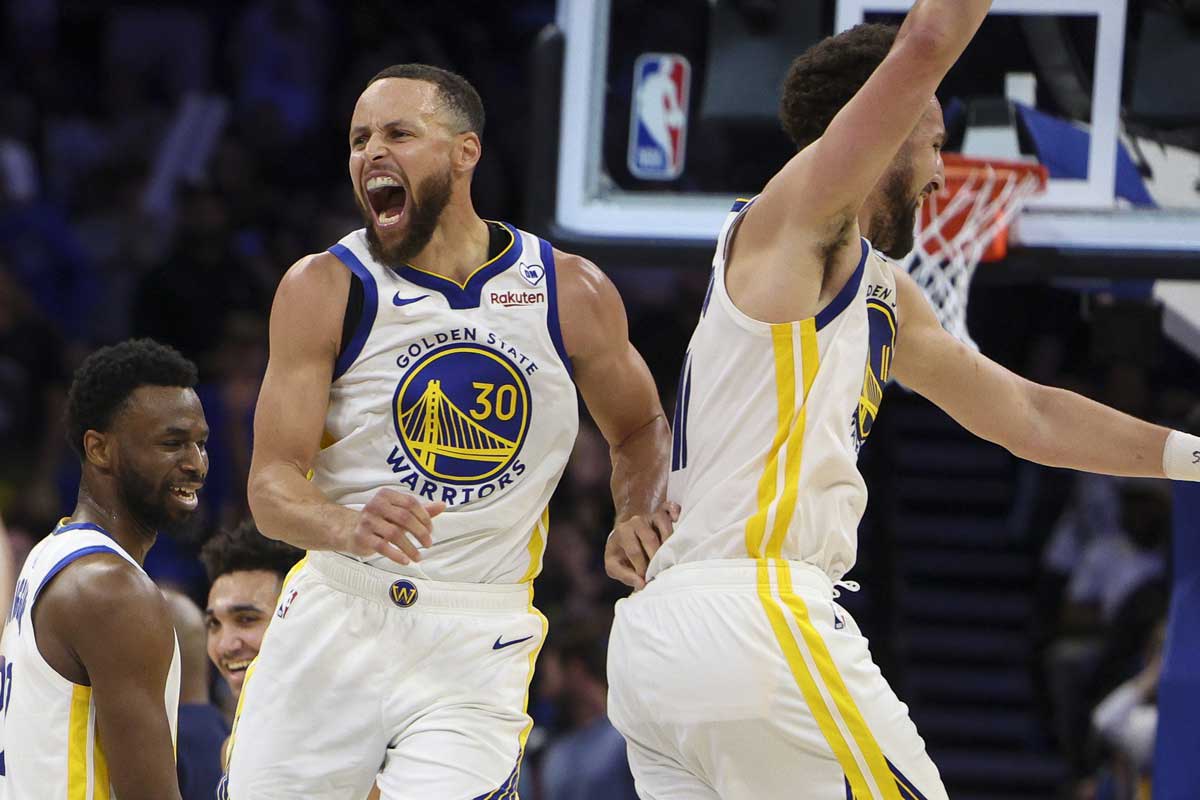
[
  {"xmin": 889, "ymin": 264, "xmax": 1200, "ymax": 483},
  {"xmin": 555, "ymin": 251, "xmax": 676, "ymax": 589},
  {"xmin": 744, "ymin": 0, "xmax": 990, "ymax": 244},
  {"xmin": 38, "ymin": 556, "xmax": 182, "ymax": 800}
]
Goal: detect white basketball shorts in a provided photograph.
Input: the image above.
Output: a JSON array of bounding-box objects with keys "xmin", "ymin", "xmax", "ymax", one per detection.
[
  {"xmin": 222, "ymin": 551, "xmax": 545, "ymax": 800},
  {"xmin": 607, "ymin": 558, "xmax": 947, "ymax": 800}
]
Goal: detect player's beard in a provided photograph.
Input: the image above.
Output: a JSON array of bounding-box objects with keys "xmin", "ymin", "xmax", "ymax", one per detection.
[
  {"xmin": 872, "ymin": 163, "xmax": 920, "ymax": 260},
  {"xmin": 117, "ymin": 463, "xmax": 199, "ymax": 539},
  {"xmin": 362, "ymin": 167, "xmax": 453, "ymax": 269}
]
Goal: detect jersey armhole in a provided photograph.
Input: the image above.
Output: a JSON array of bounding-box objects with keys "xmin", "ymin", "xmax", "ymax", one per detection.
[
  {"xmin": 328, "ymin": 244, "xmax": 379, "ymax": 381},
  {"xmin": 538, "ymin": 238, "xmax": 574, "ymax": 378}
]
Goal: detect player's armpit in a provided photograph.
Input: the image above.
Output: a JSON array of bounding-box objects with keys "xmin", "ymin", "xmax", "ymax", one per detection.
[
  {"xmin": 248, "ymin": 252, "xmax": 359, "ymax": 552},
  {"xmin": 554, "ymin": 251, "xmax": 671, "ymax": 522},
  {"xmin": 890, "ymin": 264, "xmax": 1170, "ymax": 478},
  {"xmin": 40, "ymin": 556, "xmax": 183, "ymax": 800}
]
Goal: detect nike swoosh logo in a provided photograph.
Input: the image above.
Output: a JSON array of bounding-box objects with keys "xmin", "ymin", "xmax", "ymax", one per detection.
[
  {"xmin": 493, "ymin": 635, "xmax": 534, "ymax": 650},
  {"xmin": 393, "ymin": 293, "xmax": 429, "ymax": 307}
]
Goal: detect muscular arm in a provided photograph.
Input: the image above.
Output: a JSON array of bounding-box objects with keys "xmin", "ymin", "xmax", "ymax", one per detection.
[
  {"xmin": 248, "ymin": 254, "xmax": 442, "ymax": 563},
  {"xmin": 37, "ymin": 556, "xmax": 182, "ymax": 800},
  {"xmin": 557, "ymin": 252, "xmax": 671, "ymax": 520},
  {"xmin": 247, "ymin": 253, "xmax": 359, "ymax": 550},
  {"xmin": 890, "ymin": 266, "xmax": 1169, "ymax": 477}
]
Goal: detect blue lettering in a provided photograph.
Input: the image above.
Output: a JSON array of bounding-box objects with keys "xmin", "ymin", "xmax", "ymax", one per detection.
[
  {"xmin": 461, "ymin": 487, "xmax": 475, "ymax": 503},
  {"xmin": 399, "ymin": 473, "xmax": 418, "ymax": 491},
  {"xmin": 498, "ymin": 473, "xmax": 513, "ymax": 490},
  {"xmin": 441, "ymin": 486, "xmax": 458, "ymax": 504},
  {"xmin": 512, "ymin": 460, "xmax": 526, "ymax": 476},
  {"xmin": 463, "ymin": 327, "xmax": 476, "ymax": 341},
  {"xmin": 478, "ymin": 484, "xmax": 496, "ymax": 499},
  {"xmin": 387, "ymin": 447, "xmax": 411, "ymax": 473},
  {"xmin": 486, "ymin": 332, "xmax": 497, "ymax": 345},
  {"xmin": 450, "ymin": 328, "xmax": 463, "ymax": 341},
  {"xmin": 419, "ymin": 481, "xmax": 437, "ymax": 500},
  {"xmin": 525, "ymin": 363, "xmax": 538, "ymax": 376}
]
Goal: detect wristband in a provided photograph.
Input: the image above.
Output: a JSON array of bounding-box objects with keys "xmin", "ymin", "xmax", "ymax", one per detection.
[{"xmin": 1163, "ymin": 430, "xmax": 1200, "ymax": 481}]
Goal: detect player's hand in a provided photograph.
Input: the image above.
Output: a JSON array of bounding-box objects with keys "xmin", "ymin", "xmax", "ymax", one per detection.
[
  {"xmin": 344, "ymin": 489, "xmax": 446, "ymax": 566},
  {"xmin": 605, "ymin": 501, "xmax": 680, "ymax": 590}
]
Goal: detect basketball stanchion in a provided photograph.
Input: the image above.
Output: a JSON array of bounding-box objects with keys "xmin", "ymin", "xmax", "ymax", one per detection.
[{"xmin": 903, "ymin": 153, "xmax": 1049, "ymax": 349}]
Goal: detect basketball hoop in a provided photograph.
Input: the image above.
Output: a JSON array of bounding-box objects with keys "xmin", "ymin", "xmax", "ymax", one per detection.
[{"xmin": 903, "ymin": 153, "xmax": 1049, "ymax": 348}]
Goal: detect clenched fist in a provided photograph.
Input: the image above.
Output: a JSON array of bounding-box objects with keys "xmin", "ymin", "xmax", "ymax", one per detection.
[{"xmin": 343, "ymin": 489, "xmax": 446, "ymax": 565}]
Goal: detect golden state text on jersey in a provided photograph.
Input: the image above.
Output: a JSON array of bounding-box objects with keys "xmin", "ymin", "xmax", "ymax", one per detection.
[
  {"xmin": 388, "ymin": 332, "xmax": 533, "ymax": 504},
  {"xmin": 310, "ymin": 223, "xmax": 578, "ymax": 582}
]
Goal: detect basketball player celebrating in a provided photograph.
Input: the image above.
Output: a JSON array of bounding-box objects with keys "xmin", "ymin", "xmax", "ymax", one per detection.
[
  {"xmin": 606, "ymin": 3, "xmax": 1200, "ymax": 799},
  {"xmin": 0, "ymin": 339, "xmax": 209, "ymax": 800},
  {"xmin": 225, "ymin": 65, "xmax": 671, "ymax": 799}
]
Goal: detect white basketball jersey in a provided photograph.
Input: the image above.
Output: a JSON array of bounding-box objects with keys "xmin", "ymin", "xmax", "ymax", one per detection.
[
  {"xmin": 649, "ymin": 199, "xmax": 899, "ymax": 582},
  {"xmin": 0, "ymin": 521, "xmax": 181, "ymax": 799},
  {"xmin": 313, "ymin": 223, "xmax": 579, "ymax": 584}
]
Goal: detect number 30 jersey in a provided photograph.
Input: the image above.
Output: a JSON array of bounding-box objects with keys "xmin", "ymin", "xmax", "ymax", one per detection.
[{"xmin": 312, "ymin": 223, "xmax": 579, "ymax": 584}]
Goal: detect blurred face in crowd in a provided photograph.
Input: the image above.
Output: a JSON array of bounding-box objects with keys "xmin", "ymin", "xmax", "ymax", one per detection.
[
  {"xmin": 867, "ymin": 97, "xmax": 946, "ymax": 259},
  {"xmin": 205, "ymin": 569, "xmax": 282, "ymax": 696},
  {"xmin": 349, "ymin": 77, "xmax": 474, "ymax": 267},
  {"xmin": 91, "ymin": 386, "xmax": 208, "ymax": 536}
]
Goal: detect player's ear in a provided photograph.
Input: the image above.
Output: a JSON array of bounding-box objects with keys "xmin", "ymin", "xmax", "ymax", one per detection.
[
  {"xmin": 455, "ymin": 132, "xmax": 482, "ymax": 174},
  {"xmin": 83, "ymin": 429, "xmax": 113, "ymax": 471}
]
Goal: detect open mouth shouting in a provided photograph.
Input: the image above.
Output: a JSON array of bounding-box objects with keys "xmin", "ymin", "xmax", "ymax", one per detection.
[{"xmin": 365, "ymin": 173, "xmax": 409, "ymax": 228}]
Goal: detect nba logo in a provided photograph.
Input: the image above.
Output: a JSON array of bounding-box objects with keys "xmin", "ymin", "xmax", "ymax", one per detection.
[{"xmin": 628, "ymin": 53, "xmax": 691, "ymax": 181}]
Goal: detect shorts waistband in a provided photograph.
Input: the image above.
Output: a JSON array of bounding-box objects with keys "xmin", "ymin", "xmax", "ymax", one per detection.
[
  {"xmin": 644, "ymin": 558, "xmax": 837, "ymax": 598},
  {"xmin": 305, "ymin": 551, "xmax": 533, "ymax": 612}
]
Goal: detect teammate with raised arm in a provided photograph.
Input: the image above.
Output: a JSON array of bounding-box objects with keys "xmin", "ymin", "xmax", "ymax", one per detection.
[
  {"xmin": 606, "ymin": 3, "xmax": 1200, "ymax": 798},
  {"xmin": 1, "ymin": 339, "xmax": 208, "ymax": 800},
  {"xmin": 224, "ymin": 64, "xmax": 671, "ymax": 799}
]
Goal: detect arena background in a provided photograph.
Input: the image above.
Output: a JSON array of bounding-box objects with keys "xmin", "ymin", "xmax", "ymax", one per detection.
[{"xmin": 0, "ymin": 1, "xmax": 1197, "ymax": 798}]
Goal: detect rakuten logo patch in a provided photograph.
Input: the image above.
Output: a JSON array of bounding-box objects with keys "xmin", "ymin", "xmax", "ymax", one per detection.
[{"xmin": 490, "ymin": 290, "xmax": 545, "ymax": 308}]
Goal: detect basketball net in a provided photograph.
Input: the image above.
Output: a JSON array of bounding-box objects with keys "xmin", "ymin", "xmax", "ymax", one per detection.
[{"xmin": 902, "ymin": 154, "xmax": 1048, "ymax": 349}]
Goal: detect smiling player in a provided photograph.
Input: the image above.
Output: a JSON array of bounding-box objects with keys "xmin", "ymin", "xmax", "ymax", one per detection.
[{"xmin": 1, "ymin": 339, "xmax": 208, "ymax": 800}]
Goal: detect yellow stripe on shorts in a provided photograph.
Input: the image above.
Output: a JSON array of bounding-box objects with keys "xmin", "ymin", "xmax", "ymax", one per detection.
[
  {"xmin": 776, "ymin": 562, "xmax": 901, "ymax": 800},
  {"xmin": 757, "ymin": 559, "xmax": 874, "ymax": 799}
]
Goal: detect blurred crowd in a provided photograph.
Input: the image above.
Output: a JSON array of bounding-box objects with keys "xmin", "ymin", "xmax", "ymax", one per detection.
[{"xmin": 0, "ymin": 3, "xmax": 1197, "ymax": 800}]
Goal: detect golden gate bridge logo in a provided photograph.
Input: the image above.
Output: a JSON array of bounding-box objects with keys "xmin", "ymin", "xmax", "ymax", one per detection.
[{"xmin": 393, "ymin": 345, "xmax": 530, "ymax": 484}]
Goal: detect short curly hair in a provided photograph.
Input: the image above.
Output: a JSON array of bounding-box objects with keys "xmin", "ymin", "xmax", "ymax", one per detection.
[
  {"xmin": 368, "ymin": 63, "xmax": 485, "ymax": 137},
  {"xmin": 66, "ymin": 338, "xmax": 199, "ymax": 459},
  {"xmin": 780, "ymin": 23, "xmax": 899, "ymax": 151},
  {"xmin": 200, "ymin": 519, "xmax": 304, "ymax": 583}
]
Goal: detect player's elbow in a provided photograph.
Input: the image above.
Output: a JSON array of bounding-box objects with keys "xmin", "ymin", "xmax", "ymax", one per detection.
[
  {"xmin": 894, "ymin": 20, "xmax": 961, "ymax": 71},
  {"xmin": 1004, "ymin": 382, "xmax": 1060, "ymax": 466}
]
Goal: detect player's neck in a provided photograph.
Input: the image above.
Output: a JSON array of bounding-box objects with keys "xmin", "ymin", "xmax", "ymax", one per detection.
[
  {"xmin": 69, "ymin": 482, "xmax": 157, "ymax": 564},
  {"xmin": 409, "ymin": 204, "xmax": 490, "ymax": 284}
]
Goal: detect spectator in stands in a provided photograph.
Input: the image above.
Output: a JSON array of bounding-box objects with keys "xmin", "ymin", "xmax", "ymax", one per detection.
[
  {"xmin": 1089, "ymin": 619, "xmax": 1165, "ymax": 800},
  {"xmin": 0, "ymin": 261, "xmax": 70, "ymax": 527},
  {"xmin": 163, "ymin": 588, "xmax": 229, "ymax": 800},
  {"xmin": 199, "ymin": 519, "xmax": 303, "ymax": 713},
  {"xmin": 540, "ymin": 621, "xmax": 638, "ymax": 800}
]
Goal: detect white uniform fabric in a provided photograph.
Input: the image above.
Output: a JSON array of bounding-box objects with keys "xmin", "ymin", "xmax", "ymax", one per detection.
[
  {"xmin": 609, "ymin": 561, "xmax": 945, "ymax": 800},
  {"xmin": 0, "ymin": 522, "xmax": 181, "ymax": 800},
  {"xmin": 312, "ymin": 223, "xmax": 578, "ymax": 583},
  {"xmin": 650, "ymin": 199, "xmax": 898, "ymax": 582},
  {"xmin": 222, "ymin": 553, "xmax": 544, "ymax": 800},
  {"xmin": 610, "ymin": 199, "xmax": 944, "ymax": 799},
  {"xmin": 227, "ymin": 223, "xmax": 574, "ymax": 798}
]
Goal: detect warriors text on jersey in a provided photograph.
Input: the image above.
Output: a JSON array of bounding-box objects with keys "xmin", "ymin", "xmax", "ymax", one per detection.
[
  {"xmin": 651, "ymin": 198, "xmax": 899, "ymax": 581},
  {"xmin": 0, "ymin": 522, "xmax": 181, "ymax": 799},
  {"xmin": 314, "ymin": 222, "xmax": 578, "ymax": 583}
]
